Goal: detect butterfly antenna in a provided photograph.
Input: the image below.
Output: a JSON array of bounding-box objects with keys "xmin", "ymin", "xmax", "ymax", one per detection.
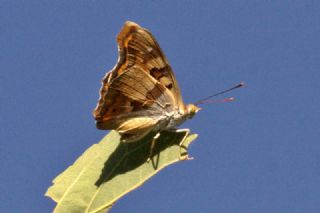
[{"xmin": 194, "ymin": 82, "xmax": 245, "ymax": 105}]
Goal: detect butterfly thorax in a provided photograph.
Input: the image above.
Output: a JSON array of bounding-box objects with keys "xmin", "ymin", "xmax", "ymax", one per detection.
[{"xmin": 163, "ymin": 104, "xmax": 201, "ymax": 130}]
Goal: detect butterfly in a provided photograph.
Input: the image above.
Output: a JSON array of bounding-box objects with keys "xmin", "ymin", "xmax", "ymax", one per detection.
[{"xmin": 93, "ymin": 21, "xmax": 200, "ymax": 152}]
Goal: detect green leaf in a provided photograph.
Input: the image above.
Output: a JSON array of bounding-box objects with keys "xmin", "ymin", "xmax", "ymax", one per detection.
[{"xmin": 45, "ymin": 130, "xmax": 197, "ymax": 213}]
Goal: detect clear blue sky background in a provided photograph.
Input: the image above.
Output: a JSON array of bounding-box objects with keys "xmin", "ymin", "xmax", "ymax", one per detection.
[{"xmin": 1, "ymin": 1, "xmax": 319, "ymax": 212}]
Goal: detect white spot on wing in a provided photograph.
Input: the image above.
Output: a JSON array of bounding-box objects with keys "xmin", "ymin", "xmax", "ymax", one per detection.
[{"xmin": 147, "ymin": 46, "xmax": 153, "ymax": 53}]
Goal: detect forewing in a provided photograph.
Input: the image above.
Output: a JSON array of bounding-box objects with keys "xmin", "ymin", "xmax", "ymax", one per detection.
[{"xmin": 115, "ymin": 21, "xmax": 184, "ymax": 108}]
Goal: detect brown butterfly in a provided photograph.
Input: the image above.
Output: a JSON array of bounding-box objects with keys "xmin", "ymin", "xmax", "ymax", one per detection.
[
  {"xmin": 93, "ymin": 21, "xmax": 200, "ymax": 151},
  {"xmin": 93, "ymin": 21, "xmax": 245, "ymax": 158}
]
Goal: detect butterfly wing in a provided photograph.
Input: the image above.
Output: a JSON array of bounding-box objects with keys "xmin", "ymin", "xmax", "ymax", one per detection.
[
  {"xmin": 94, "ymin": 66, "xmax": 175, "ymax": 128},
  {"xmin": 116, "ymin": 21, "xmax": 184, "ymax": 107},
  {"xmin": 94, "ymin": 66, "xmax": 176, "ymax": 142},
  {"xmin": 93, "ymin": 21, "xmax": 185, "ymax": 141}
]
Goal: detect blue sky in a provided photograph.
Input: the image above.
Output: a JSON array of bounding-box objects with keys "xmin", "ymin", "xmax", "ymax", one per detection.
[{"xmin": 1, "ymin": 1, "xmax": 320, "ymax": 212}]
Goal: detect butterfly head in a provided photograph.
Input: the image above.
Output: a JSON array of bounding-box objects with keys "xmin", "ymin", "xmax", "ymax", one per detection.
[{"xmin": 185, "ymin": 104, "xmax": 201, "ymax": 119}]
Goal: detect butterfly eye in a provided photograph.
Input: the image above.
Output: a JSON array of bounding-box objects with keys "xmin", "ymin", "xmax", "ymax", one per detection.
[{"xmin": 186, "ymin": 104, "xmax": 201, "ymax": 119}]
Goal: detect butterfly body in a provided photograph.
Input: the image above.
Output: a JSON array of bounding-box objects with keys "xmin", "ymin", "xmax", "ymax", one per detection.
[{"xmin": 93, "ymin": 21, "xmax": 200, "ymax": 143}]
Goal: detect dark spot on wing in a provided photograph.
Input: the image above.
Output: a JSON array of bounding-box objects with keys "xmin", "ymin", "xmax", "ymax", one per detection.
[
  {"xmin": 166, "ymin": 83, "xmax": 173, "ymax": 89},
  {"xmin": 150, "ymin": 67, "xmax": 165, "ymax": 79}
]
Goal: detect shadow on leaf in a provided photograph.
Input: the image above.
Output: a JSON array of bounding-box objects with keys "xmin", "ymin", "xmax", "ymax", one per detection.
[{"xmin": 95, "ymin": 130, "xmax": 187, "ymax": 186}]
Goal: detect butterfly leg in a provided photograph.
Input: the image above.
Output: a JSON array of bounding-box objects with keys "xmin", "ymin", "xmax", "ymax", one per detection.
[
  {"xmin": 174, "ymin": 128, "xmax": 190, "ymax": 145},
  {"xmin": 147, "ymin": 132, "xmax": 160, "ymax": 162},
  {"xmin": 177, "ymin": 129, "xmax": 194, "ymax": 160},
  {"xmin": 168, "ymin": 128, "xmax": 193, "ymax": 160}
]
